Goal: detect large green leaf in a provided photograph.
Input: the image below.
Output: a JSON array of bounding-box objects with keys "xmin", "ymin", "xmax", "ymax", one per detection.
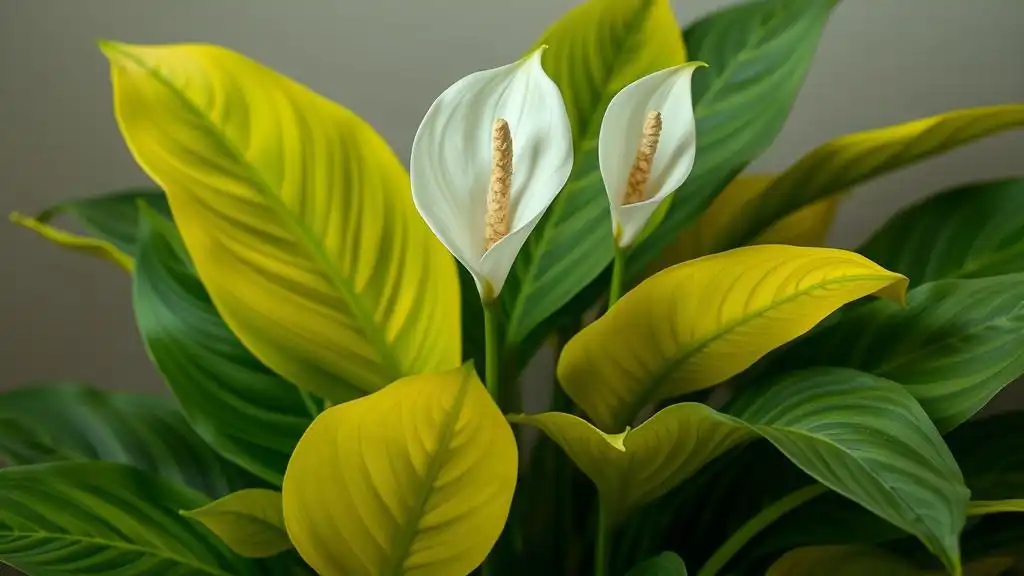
[
  {"xmin": 765, "ymin": 274, "xmax": 1024, "ymax": 432},
  {"xmin": 0, "ymin": 383, "xmax": 254, "ymax": 498},
  {"xmin": 629, "ymin": 0, "xmax": 837, "ymax": 274},
  {"xmin": 558, "ymin": 245, "xmax": 906, "ymax": 432},
  {"xmin": 499, "ymin": 0, "xmax": 687, "ymax": 346},
  {"xmin": 515, "ymin": 367, "xmax": 967, "ymax": 573},
  {"xmin": 0, "ymin": 461, "xmax": 259, "ymax": 576},
  {"xmin": 133, "ymin": 207, "xmax": 314, "ymax": 486},
  {"xmin": 859, "ymin": 179, "xmax": 1024, "ymax": 287},
  {"xmin": 104, "ymin": 41, "xmax": 462, "ymax": 402},
  {"xmin": 706, "ymin": 105, "xmax": 1024, "ymax": 252}
]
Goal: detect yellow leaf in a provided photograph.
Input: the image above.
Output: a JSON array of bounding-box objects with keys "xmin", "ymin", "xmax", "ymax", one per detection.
[
  {"xmin": 182, "ymin": 489, "xmax": 292, "ymax": 559},
  {"xmin": 282, "ymin": 364, "xmax": 518, "ymax": 576},
  {"xmin": 653, "ymin": 175, "xmax": 840, "ymax": 268},
  {"xmin": 101, "ymin": 41, "xmax": 461, "ymax": 402},
  {"xmin": 508, "ymin": 404, "xmax": 754, "ymax": 526},
  {"xmin": 768, "ymin": 546, "xmax": 1012, "ymax": 576},
  {"xmin": 714, "ymin": 104, "xmax": 1024, "ymax": 251},
  {"xmin": 10, "ymin": 212, "xmax": 133, "ymax": 271},
  {"xmin": 559, "ymin": 245, "xmax": 907, "ymax": 431}
]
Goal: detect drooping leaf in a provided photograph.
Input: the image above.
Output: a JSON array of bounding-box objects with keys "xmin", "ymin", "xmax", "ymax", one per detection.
[
  {"xmin": 707, "ymin": 105, "xmax": 1024, "ymax": 251},
  {"xmin": 767, "ymin": 546, "xmax": 1013, "ymax": 576},
  {"xmin": 0, "ymin": 382, "xmax": 254, "ymax": 498},
  {"xmin": 859, "ymin": 178, "xmax": 1024, "ymax": 287},
  {"xmin": 499, "ymin": 0, "xmax": 687, "ymax": 347},
  {"xmin": 0, "ymin": 461, "xmax": 259, "ymax": 576},
  {"xmin": 765, "ymin": 274, "xmax": 1024, "ymax": 431},
  {"xmin": 183, "ymin": 489, "xmax": 292, "ymax": 559},
  {"xmin": 133, "ymin": 206, "xmax": 314, "ymax": 485},
  {"xmin": 9, "ymin": 211, "xmax": 133, "ymax": 271},
  {"xmin": 630, "ymin": 0, "xmax": 837, "ymax": 275},
  {"xmin": 102, "ymin": 41, "xmax": 462, "ymax": 402},
  {"xmin": 518, "ymin": 367, "xmax": 967, "ymax": 574},
  {"xmin": 282, "ymin": 364, "xmax": 518, "ymax": 575},
  {"xmin": 626, "ymin": 551, "xmax": 688, "ymax": 575},
  {"xmin": 558, "ymin": 245, "xmax": 906, "ymax": 431},
  {"xmin": 653, "ymin": 175, "xmax": 839, "ymax": 267}
]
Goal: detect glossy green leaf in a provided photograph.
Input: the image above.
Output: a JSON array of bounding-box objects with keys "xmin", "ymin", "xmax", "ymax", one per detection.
[
  {"xmin": 0, "ymin": 461, "xmax": 259, "ymax": 576},
  {"xmin": 627, "ymin": 552, "xmax": 688, "ymax": 575},
  {"xmin": 36, "ymin": 187, "xmax": 171, "ymax": 257},
  {"xmin": 0, "ymin": 382, "xmax": 254, "ymax": 498},
  {"xmin": 767, "ymin": 546, "xmax": 1013, "ymax": 576},
  {"xmin": 282, "ymin": 364, "xmax": 518, "ymax": 576},
  {"xmin": 631, "ymin": 0, "xmax": 836, "ymax": 274},
  {"xmin": 183, "ymin": 489, "xmax": 292, "ymax": 559},
  {"xmin": 104, "ymin": 41, "xmax": 461, "ymax": 402},
  {"xmin": 516, "ymin": 368, "xmax": 967, "ymax": 573},
  {"xmin": 708, "ymin": 105, "xmax": 1024, "ymax": 251},
  {"xmin": 767, "ymin": 274, "xmax": 1024, "ymax": 431},
  {"xmin": 133, "ymin": 207, "xmax": 313, "ymax": 485},
  {"xmin": 859, "ymin": 179, "xmax": 1024, "ymax": 287},
  {"xmin": 559, "ymin": 245, "xmax": 906, "ymax": 431},
  {"xmin": 500, "ymin": 0, "xmax": 687, "ymax": 346}
]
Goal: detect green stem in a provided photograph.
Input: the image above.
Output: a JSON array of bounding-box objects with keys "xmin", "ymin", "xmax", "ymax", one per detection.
[
  {"xmin": 595, "ymin": 500, "xmax": 610, "ymax": 576},
  {"xmin": 697, "ymin": 484, "xmax": 828, "ymax": 576},
  {"xmin": 608, "ymin": 247, "xmax": 627, "ymax": 308},
  {"xmin": 483, "ymin": 301, "xmax": 501, "ymax": 403}
]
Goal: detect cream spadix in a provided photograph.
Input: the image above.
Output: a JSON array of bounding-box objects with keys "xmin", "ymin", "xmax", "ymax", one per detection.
[
  {"xmin": 600, "ymin": 63, "xmax": 704, "ymax": 248},
  {"xmin": 410, "ymin": 47, "xmax": 574, "ymax": 302}
]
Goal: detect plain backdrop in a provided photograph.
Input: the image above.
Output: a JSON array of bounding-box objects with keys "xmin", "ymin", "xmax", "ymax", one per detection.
[{"xmin": 1, "ymin": 1, "xmax": 1023, "ymax": 406}]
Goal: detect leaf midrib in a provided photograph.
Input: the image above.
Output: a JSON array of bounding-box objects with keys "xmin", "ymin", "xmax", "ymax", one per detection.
[
  {"xmin": 617, "ymin": 273, "xmax": 897, "ymax": 428},
  {"xmin": 112, "ymin": 46, "xmax": 403, "ymax": 390},
  {"xmin": 0, "ymin": 528, "xmax": 233, "ymax": 576}
]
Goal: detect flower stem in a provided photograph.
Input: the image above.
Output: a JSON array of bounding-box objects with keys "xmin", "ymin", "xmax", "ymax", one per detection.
[
  {"xmin": 609, "ymin": 247, "xmax": 627, "ymax": 307},
  {"xmin": 483, "ymin": 301, "xmax": 501, "ymax": 403},
  {"xmin": 595, "ymin": 500, "xmax": 610, "ymax": 576},
  {"xmin": 697, "ymin": 484, "xmax": 828, "ymax": 576}
]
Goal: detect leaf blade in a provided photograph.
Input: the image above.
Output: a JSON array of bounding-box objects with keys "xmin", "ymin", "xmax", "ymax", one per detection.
[{"xmin": 183, "ymin": 489, "xmax": 292, "ymax": 559}]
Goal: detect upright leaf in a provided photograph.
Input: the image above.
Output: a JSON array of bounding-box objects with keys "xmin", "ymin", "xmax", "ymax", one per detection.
[
  {"xmin": 766, "ymin": 274, "xmax": 1024, "ymax": 431},
  {"xmin": 134, "ymin": 207, "xmax": 313, "ymax": 485},
  {"xmin": 558, "ymin": 245, "xmax": 906, "ymax": 431},
  {"xmin": 709, "ymin": 105, "xmax": 1024, "ymax": 251},
  {"xmin": 183, "ymin": 489, "xmax": 292, "ymax": 559},
  {"xmin": 516, "ymin": 368, "xmax": 967, "ymax": 574},
  {"xmin": 0, "ymin": 383, "xmax": 253, "ymax": 498},
  {"xmin": 631, "ymin": 0, "xmax": 837, "ymax": 273},
  {"xmin": 500, "ymin": 0, "xmax": 687, "ymax": 346},
  {"xmin": 0, "ymin": 462, "xmax": 258, "ymax": 576},
  {"xmin": 103, "ymin": 41, "xmax": 461, "ymax": 402},
  {"xmin": 282, "ymin": 364, "xmax": 518, "ymax": 575},
  {"xmin": 859, "ymin": 179, "xmax": 1024, "ymax": 287}
]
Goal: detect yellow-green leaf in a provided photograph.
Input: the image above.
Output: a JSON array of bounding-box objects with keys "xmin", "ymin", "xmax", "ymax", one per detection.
[
  {"xmin": 102, "ymin": 41, "xmax": 461, "ymax": 402},
  {"xmin": 712, "ymin": 104, "xmax": 1024, "ymax": 251},
  {"xmin": 282, "ymin": 364, "xmax": 518, "ymax": 576},
  {"xmin": 508, "ymin": 404, "xmax": 755, "ymax": 526},
  {"xmin": 182, "ymin": 489, "xmax": 291, "ymax": 559},
  {"xmin": 768, "ymin": 546, "xmax": 1013, "ymax": 576},
  {"xmin": 968, "ymin": 500, "xmax": 1024, "ymax": 516},
  {"xmin": 10, "ymin": 212, "xmax": 132, "ymax": 271},
  {"xmin": 653, "ymin": 174, "xmax": 839, "ymax": 268},
  {"xmin": 501, "ymin": 0, "xmax": 688, "ymax": 348},
  {"xmin": 559, "ymin": 245, "xmax": 907, "ymax": 431}
]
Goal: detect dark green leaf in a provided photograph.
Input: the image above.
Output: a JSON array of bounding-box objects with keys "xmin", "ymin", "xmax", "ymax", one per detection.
[
  {"xmin": 763, "ymin": 274, "xmax": 1024, "ymax": 432},
  {"xmin": 626, "ymin": 551, "xmax": 688, "ymax": 575},
  {"xmin": 0, "ymin": 383, "xmax": 254, "ymax": 498},
  {"xmin": 0, "ymin": 461, "xmax": 259, "ymax": 576},
  {"xmin": 36, "ymin": 187, "xmax": 170, "ymax": 258},
  {"xmin": 133, "ymin": 207, "xmax": 313, "ymax": 486},
  {"xmin": 629, "ymin": 0, "xmax": 836, "ymax": 274},
  {"xmin": 859, "ymin": 179, "xmax": 1024, "ymax": 287}
]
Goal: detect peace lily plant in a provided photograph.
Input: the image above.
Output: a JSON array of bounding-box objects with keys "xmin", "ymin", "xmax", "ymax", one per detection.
[{"xmin": 5, "ymin": 0, "xmax": 1024, "ymax": 575}]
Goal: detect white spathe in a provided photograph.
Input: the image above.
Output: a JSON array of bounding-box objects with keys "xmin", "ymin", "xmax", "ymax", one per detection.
[
  {"xmin": 410, "ymin": 47, "xmax": 574, "ymax": 302},
  {"xmin": 600, "ymin": 63, "xmax": 703, "ymax": 248}
]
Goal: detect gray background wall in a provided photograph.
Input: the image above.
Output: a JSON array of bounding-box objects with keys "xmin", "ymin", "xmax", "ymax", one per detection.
[{"xmin": 2, "ymin": 1, "xmax": 1023, "ymax": 400}]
